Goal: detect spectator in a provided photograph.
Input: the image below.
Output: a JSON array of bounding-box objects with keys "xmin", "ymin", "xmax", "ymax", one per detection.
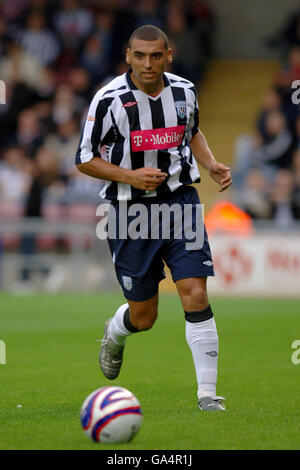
[
  {"xmin": 269, "ymin": 169, "xmax": 299, "ymax": 226},
  {"xmin": 256, "ymin": 87, "xmax": 285, "ymax": 141},
  {"xmin": 280, "ymin": 10, "xmax": 300, "ymax": 49},
  {"xmin": 18, "ymin": 146, "xmax": 60, "ymax": 284},
  {"xmin": 17, "ymin": 10, "xmax": 60, "ymax": 66},
  {"xmin": 134, "ymin": 0, "xmax": 165, "ymax": 30},
  {"xmin": 166, "ymin": 4, "xmax": 205, "ymax": 83},
  {"xmin": 108, "ymin": 3, "xmax": 137, "ymax": 66},
  {"xmin": 0, "ymin": 146, "xmax": 31, "ymax": 205},
  {"xmin": 253, "ymin": 110, "xmax": 294, "ymax": 174},
  {"xmin": 1, "ymin": 0, "xmax": 28, "ymax": 25},
  {"xmin": 62, "ymin": 162, "xmax": 101, "ymax": 204},
  {"xmin": 233, "ymin": 109, "xmax": 295, "ymax": 194},
  {"xmin": 15, "ymin": 107, "xmax": 44, "ymax": 157},
  {"xmin": 53, "ymin": 0, "xmax": 94, "ymax": 52},
  {"xmin": 0, "ymin": 40, "xmax": 43, "ymax": 89},
  {"xmin": 293, "ymin": 148, "xmax": 300, "ymax": 185},
  {"xmin": 35, "ymin": 66, "xmax": 57, "ymax": 101},
  {"xmin": 28, "ymin": 0, "xmax": 57, "ymax": 24},
  {"xmin": 0, "ymin": 18, "xmax": 10, "ymax": 58},
  {"xmin": 43, "ymin": 116, "xmax": 81, "ymax": 174},
  {"xmin": 68, "ymin": 67, "xmax": 92, "ymax": 103},
  {"xmin": 33, "ymin": 100, "xmax": 54, "ymax": 138},
  {"xmin": 188, "ymin": 0, "xmax": 216, "ymax": 61},
  {"xmin": 274, "ymin": 46, "xmax": 300, "ymax": 111},
  {"xmin": 291, "ymin": 149, "xmax": 300, "ymax": 218},
  {"xmin": 93, "ymin": 10, "xmax": 115, "ymax": 61},
  {"xmin": 52, "ymin": 84, "xmax": 80, "ymax": 126},
  {"xmin": 0, "ymin": 81, "xmax": 38, "ymax": 150},
  {"xmin": 265, "ymin": 8, "xmax": 300, "ymax": 56},
  {"xmin": 234, "ymin": 168, "xmax": 271, "ymax": 220},
  {"xmin": 234, "ymin": 9, "xmax": 300, "ymax": 226},
  {"xmin": 80, "ymin": 35, "xmax": 108, "ymax": 87}
]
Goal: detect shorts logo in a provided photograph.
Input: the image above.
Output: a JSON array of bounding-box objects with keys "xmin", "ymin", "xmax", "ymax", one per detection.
[
  {"xmin": 122, "ymin": 275, "xmax": 132, "ymax": 291},
  {"xmin": 87, "ymin": 115, "xmax": 96, "ymax": 121},
  {"xmin": 175, "ymin": 101, "xmax": 186, "ymax": 120},
  {"xmin": 203, "ymin": 260, "xmax": 213, "ymax": 267}
]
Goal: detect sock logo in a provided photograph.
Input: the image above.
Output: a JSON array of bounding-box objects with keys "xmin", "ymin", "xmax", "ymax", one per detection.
[{"xmin": 205, "ymin": 351, "xmax": 218, "ymax": 357}]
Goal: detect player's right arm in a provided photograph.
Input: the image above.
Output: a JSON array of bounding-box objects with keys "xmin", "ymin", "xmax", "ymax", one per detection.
[{"xmin": 77, "ymin": 158, "xmax": 167, "ymax": 192}]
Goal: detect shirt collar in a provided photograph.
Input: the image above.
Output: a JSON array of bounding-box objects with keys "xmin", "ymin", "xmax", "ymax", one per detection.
[{"xmin": 125, "ymin": 68, "xmax": 170, "ymax": 92}]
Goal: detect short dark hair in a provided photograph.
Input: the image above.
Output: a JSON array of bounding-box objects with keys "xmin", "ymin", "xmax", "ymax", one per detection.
[{"xmin": 128, "ymin": 25, "xmax": 169, "ymax": 49}]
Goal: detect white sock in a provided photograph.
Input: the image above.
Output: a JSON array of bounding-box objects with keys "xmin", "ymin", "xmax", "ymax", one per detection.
[
  {"xmin": 108, "ymin": 303, "xmax": 133, "ymax": 345},
  {"xmin": 185, "ymin": 317, "xmax": 219, "ymax": 400}
]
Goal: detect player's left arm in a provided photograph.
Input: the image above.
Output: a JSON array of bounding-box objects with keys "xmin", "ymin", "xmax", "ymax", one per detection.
[{"xmin": 190, "ymin": 130, "xmax": 232, "ymax": 192}]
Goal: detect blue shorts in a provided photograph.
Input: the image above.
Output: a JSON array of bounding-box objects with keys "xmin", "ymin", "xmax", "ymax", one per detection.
[{"xmin": 107, "ymin": 185, "xmax": 214, "ymax": 302}]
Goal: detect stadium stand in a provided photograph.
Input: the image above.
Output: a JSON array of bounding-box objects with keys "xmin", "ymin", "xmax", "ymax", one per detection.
[{"xmin": 230, "ymin": 9, "xmax": 300, "ymax": 226}]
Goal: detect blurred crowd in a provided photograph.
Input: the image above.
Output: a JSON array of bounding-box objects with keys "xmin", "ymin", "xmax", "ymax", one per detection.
[
  {"xmin": 0, "ymin": 0, "xmax": 215, "ymax": 287},
  {"xmin": 0, "ymin": 0, "xmax": 215, "ymax": 219},
  {"xmin": 232, "ymin": 8, "xmax": 300, "ymax": 228}
]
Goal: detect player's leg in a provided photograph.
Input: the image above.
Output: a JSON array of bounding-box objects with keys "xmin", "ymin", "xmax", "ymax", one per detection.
[
  {"xmin": 100, "ymin": 206, "xmax": 164, "ymax": 380},
  {"xmin": 108, "ymin": 293, "xmax": 159, "ymax": 345},
  {"xmin": 176, "ymin": 276, "xmax": 225, "ymax": 411},
  {"xmin": 99, "ymin": 294, "xmax": 158, "ymax": 380},
  {"xmin": 100, "ymin": 195, "xmax": 165, "ymax": 379},
  {"xmin": 161, "ymin": 186, "xmax": 225, "ymax": 410}
]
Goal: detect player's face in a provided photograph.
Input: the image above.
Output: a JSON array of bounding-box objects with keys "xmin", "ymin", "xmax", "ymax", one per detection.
[{"xmin": 126, "ymin": 38, "xmax": 172, "ymax": 92}]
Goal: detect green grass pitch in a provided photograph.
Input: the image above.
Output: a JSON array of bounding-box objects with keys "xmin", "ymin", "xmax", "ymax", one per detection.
[{"xmin": 0, "ymin": 292, "xmax": 299, "ymax": 450}]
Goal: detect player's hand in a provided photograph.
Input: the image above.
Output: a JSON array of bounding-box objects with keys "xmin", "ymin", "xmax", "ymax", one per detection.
[
  {"xmin": 128, "ymin": 168, "xmax": 168, "ymax": 191},
  {"xmin": 208, "ymin": 161, "xmax": 232, "ymax": 192}
]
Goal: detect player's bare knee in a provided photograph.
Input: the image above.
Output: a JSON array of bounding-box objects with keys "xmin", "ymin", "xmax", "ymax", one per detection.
[
  {"xmin": 183, "ymin": 286, "xmax": 208, "ymax": 311},
  {"xmin": 132, "ymin": 308, "xmax": 158, "ymax": 331},
  {"xmin": 136, "ymin": 318, "xmax": 156, "ymax": 331}
]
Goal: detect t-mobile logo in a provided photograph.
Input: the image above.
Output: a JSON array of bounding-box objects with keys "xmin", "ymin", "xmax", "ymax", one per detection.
[
  {"xmin": 131, "ymin": 125, "xmax": 185, "ymax": 151},
  {"xmin": 133, "ymin": 135, "xmax": 143, "ymax": 147}
]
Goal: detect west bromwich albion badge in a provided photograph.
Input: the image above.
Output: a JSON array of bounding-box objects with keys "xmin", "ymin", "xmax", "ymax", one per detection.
[
  {"xmin": 175, "ymin": 101, "xmax": 186, "ymax": 120},
  {"xmin": 122, "ymin": 276, "xmax": 133, "ymax": 291}
]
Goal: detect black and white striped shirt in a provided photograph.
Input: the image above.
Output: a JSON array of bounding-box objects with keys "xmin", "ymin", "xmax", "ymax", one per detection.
[{"xmin": 76, "ymin": 69, "xmax": 201, "ymax": 200}]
